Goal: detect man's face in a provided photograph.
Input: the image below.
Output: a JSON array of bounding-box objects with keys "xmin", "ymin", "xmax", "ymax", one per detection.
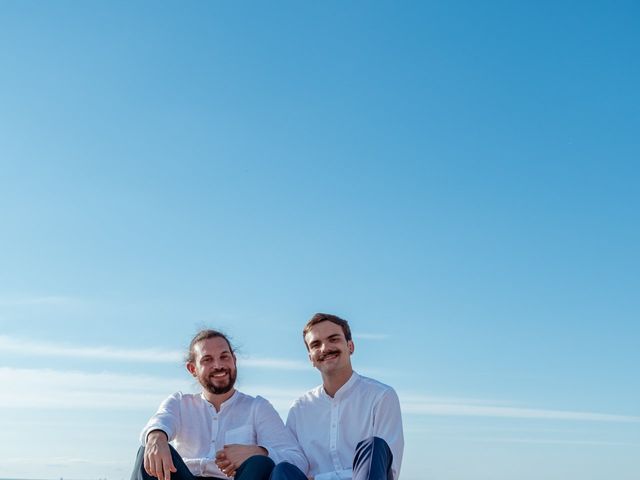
[
  {"xmin": 304, "ymin": 320, "xmax": 354, "ymax": 375},
  {"xmin": 187, "ymin": 336, "xmax": 237, "ymax": 395}
]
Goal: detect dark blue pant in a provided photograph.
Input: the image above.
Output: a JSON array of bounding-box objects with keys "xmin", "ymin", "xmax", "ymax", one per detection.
[
  {"xmin": 131, "ymin": 445, "xmax": 275, "ymax": 480},
  {"xmin": 269, "ymin": 436, "xmax": 393, "ymax": 480}
]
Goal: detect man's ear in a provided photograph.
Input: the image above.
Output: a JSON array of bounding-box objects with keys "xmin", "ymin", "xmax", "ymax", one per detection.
[
  {"xmin": 186, "ymin": 362, "xmax": 197, "ymax": 376},
  {"xmin": 347, "ymin": 340, "xmax": 355, "ymax": 355}
]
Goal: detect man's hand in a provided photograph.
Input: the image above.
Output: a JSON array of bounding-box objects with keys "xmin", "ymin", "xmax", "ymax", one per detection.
[
  {"xmin": 144, "ymin": 430, "xmax": 177, "ymax": 480},
  {"xmin": 215, "ymin": 444, "xmax": 267, "ymax": 477}
]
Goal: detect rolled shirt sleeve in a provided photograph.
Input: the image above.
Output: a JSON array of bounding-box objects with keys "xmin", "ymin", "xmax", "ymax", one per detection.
[
  {"xmin": 254, "ymin": 396, "xmax": 309, "ymax": 473},
  {"xmin": 140, "ymin": 392, "xmax": 182, "ymax": 445}
]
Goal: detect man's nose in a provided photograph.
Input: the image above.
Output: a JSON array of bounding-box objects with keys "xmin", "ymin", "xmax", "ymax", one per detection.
[{"xmin": 212, "ymin": 358, "xmax": 224, "ymax": 369}]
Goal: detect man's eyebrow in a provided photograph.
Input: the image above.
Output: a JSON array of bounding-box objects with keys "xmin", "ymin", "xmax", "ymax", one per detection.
[{"xmin": 327, "ymin": 334, "xmax": 342, "ymax": 340}]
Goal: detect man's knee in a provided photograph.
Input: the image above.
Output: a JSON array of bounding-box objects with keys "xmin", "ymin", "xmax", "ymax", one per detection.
[
  {"xmin": 354, "ymin": 436, "xmax": 393, "ymax": 470},
  {"xmin": 270, "ymin": 462, "xmax": 306, "ymax": 480},
  {"xmin": 242, "ymin": 455, "xmax": 275, "ymax": 470},
  {"xmin": 131, "ymin": 446, "xmax": 148, "ymax": 480},
  {"xmin": 353, "ymin": 437, "xmax": 394, "ymax": 480},
  {"xmin": 235, "ymin": 455, "xmax": 275, "ymax": 480},
  {"xmin": 131, "ymin": 444, "xmax": 188, "ymax": 480},
  {"xmin": 272, "ymin": 461, "xmax": 296, "ymax": 472},
  {"xmin": 357, "ymin": 436, "xmax": 391, "ymax": 452}
]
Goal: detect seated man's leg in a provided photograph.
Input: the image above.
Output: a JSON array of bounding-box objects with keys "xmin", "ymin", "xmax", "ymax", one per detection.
[
  {"xmin": 234, "ymin": 455, "xmax": 275, "ymax": 480},
  {"xmin": 131, "ymin": 445, "xmax": 195, "ymax": 480},
  {"xmin": 269, "ymin": 462, "xmax": 308, "ymax": 480},
  {"xmin": 352, "ymin": 436, "xmax": 393, "ymax": 480}
]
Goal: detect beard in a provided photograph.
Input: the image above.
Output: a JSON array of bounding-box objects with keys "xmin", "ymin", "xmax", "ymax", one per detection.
[{"xmin": 201, "ymin": 367, "xmax": 237, "ymax": 395}]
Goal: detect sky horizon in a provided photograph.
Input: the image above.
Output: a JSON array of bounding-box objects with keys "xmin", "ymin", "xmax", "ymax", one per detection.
[{"xmin": 1, "ymin": 2, "xmax": 639, "ymax": 480}]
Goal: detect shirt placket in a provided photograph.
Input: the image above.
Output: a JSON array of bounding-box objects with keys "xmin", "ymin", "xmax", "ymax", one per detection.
[
  {"xmin": 329, "ymin": 398, "xmax": 341, "ymax": 471},
  {"xmin": 207, "ymin": 403, "xmax": 219, "ymax": 460}
]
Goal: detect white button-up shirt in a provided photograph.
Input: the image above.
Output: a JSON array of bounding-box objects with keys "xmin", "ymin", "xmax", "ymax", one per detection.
[
  {"xmin": 141, "ymin": 390, "xmax": 308, "ymax": 479},
  {"xmin": 286, "ymin": 372, "xmax": 404, "ymax": 480}
]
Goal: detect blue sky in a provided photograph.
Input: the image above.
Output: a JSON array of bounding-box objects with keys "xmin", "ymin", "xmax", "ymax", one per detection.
[{"xmin": 1, "ymin": 2, "xmax": 638, "ymax": 479}]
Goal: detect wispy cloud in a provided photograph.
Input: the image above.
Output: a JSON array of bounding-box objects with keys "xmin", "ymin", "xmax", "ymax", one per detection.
[
  {"xmin": 4, "ymin": 456, "xmax": 125, "ymax": 467},
  {"xmin": 0, "ymin": 367, "xmax": 305, "ymax": 414},
  {"xmin": 400, "ymin": 394, "xmax": 640, "ymax": 423},
  {"xmin": 401, "ymin": 393, "xmax": 513, "ymax": 406},
  {"xmin": 354, "ymin": 332, "xmax": 390, "ymax": 340},
  {"xmin": 2, "ymin": 366, "xmax": 637, "ymax": 428},
  {"xmin": 0, "ymin": 335, "xmax": 308, "ymax": 369},
  {"xmin": 0, "ymin": 295, "xmax": 79, "ymax": 307},
  {"xmin": 0, "ymin": 335, "xmax": 183, "ymax": 363},
  {"xmin": 470, "ymin": 437, "xmax": 640, "ymax": 447},
  {"xmin": 239, "ymin": 357, "xmax": 308, "ymax": 370},
  {"xmin": 0, "ymin": 366, "xmax": 190, "ymax": 409}
]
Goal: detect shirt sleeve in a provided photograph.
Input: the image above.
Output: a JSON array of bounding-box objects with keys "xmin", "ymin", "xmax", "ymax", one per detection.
[
  {"xmin": 254, "ymin": 396, "xmax": 309, "ymax": 474},
  {"xmin": 140, "ymin": 392, "xmax": 183, "ymax": 445},
  {"xmin": 284, "ymin": 403, "xmax": 298, "ymax": 442},
  {"xmin": 372, "ymin": 388, "xmax": 404, "ymax": 480}
]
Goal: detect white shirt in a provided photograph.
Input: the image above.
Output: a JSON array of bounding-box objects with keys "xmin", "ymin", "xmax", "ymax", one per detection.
[
  {"xmin": 141, "ymin": 390, "xmax": 308, "ymax": 479},
  {"xmin": 286, "ymin": 372, "xmax": 404, "ymax": 480}
]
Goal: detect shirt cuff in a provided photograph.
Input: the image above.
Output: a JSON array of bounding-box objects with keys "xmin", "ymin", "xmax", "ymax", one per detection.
[
  {"xmin": 314, "ymin": 473, "xmax": 339, "ymax": 480},
  {"xmin": 140, "ymin": 425, "xmax": 171, "ymax": 445},
  {"xmin": 315, "ymin": 470, "xmax": 351, "ymax": 480}
]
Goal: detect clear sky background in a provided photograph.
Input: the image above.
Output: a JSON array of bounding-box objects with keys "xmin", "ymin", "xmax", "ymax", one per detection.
[{"xmin": 1, "ymin": 2, "xmax": 638, "ymax": 480}]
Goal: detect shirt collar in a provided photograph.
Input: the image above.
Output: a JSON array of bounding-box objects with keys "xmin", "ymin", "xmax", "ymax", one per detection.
[
  {"xmin": 322, "ymin": 371, "xmax": 360, "ymax": 400},
  {"xmin": 200, "ymin": 389, "xmax": 239, "ymax": 411}
]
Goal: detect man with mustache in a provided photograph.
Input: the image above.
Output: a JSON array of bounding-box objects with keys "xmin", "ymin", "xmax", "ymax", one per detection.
[
  {"xmin": 131, "ymin": 329, "xmax": 307, "ymax": 480},
  {"xmin": 271, "ymin": 313, "xmax": 404, "ymax": 480}
]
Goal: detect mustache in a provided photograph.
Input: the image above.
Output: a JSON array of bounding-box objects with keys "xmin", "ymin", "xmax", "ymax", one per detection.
[
  {"xmin": 210, "ymin": 368, "xmax": 231, "ymax": 375},
  {"xmin": 319, "ymin": 350, "xmax": 341, "ymax": 361}
]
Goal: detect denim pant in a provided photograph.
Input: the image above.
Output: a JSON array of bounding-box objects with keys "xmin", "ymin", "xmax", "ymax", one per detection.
[
  {"xmin": 131, "ymin": 444, "xmax": 275, "ymax": 480},
  {"xmin": 269, "ymin": 436, "xmax": 393, "ymax": 480}
]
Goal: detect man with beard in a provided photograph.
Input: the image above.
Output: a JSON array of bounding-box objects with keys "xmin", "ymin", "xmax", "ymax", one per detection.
[
  {"xmin": 271, "ymin": 313, "xmax": 404, "ymax": 480},
  {"xmin": 131, "ymin": 329, "xmax": 307, "ymax": 480}
]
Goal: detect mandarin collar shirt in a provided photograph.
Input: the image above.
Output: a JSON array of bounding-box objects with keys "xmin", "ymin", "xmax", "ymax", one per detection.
[
  {"xmin": 286, "ymin": 372, "xmax": 404, "ymax": 480},
  {"xmin": 141, "ymin": 390, "xmax": 307, "ymax": 479}
]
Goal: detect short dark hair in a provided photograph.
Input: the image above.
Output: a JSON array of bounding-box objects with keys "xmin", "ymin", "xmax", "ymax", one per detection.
[
  {"xmin": 303, "ymin": 313, "xmax": 352, "ymax": 349},
  {"xmin": 186, "ymin": 329, "xmax": 234, "ymax": 363}
]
